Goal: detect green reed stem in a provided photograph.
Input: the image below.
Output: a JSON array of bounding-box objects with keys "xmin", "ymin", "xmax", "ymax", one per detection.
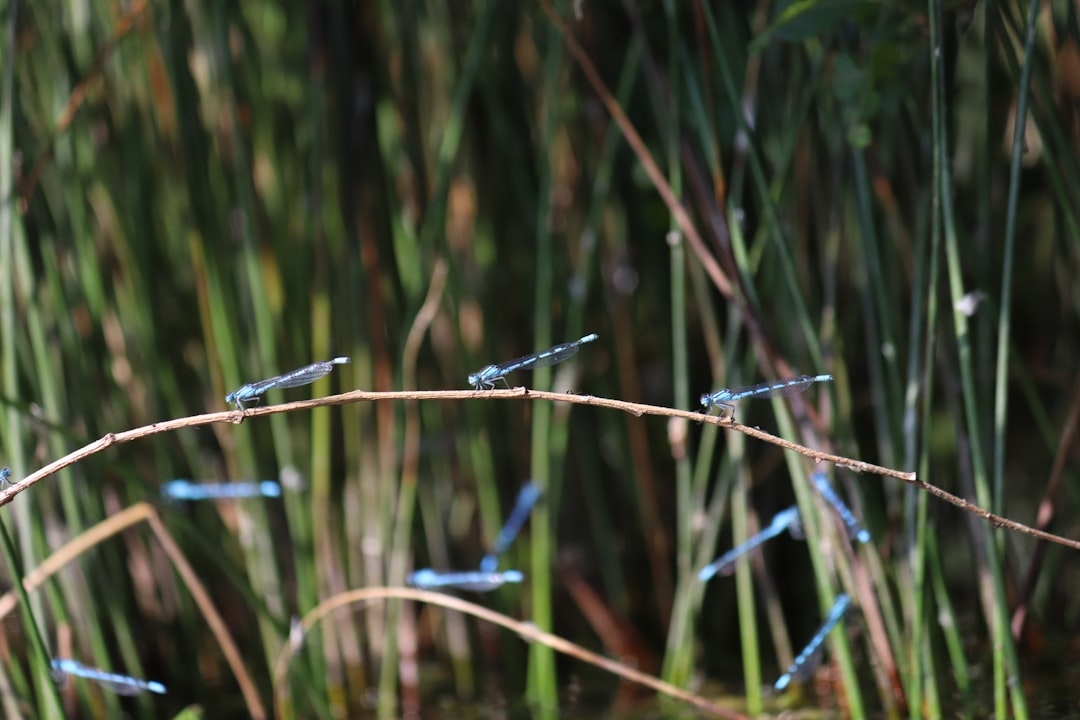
[
  {"xmin": 992, "ymin": 0, "xmax": 1039, "ymax": 515},
  {"xmin": 929, "ymin": 1, "xmax": 1027, "ymax": 717},
  {"xmin": 729, "ymin": 442, "xmax": 763, "ymax": 716},
  {"xmin": 0, "ymin": 522, "xmax": 62, "ymax": 716},
  {"xmin": 526, "ymin": 5, "xmax": 564, "ymax": 709}
]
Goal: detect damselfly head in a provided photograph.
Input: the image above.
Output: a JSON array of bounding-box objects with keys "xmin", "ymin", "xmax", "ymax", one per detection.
[{"xmin": 468, "ymin": 366, "xmax": 497, "ymax": 389}]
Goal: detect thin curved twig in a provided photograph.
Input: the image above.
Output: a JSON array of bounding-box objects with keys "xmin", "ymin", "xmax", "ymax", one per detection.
[
  {"xmin": 272, "ymin": 586, "xmax": 749, "ymax": 720},
  {"xmin": 2, "ymin": 388, "xmax": 1078, "ymax": 553},
  {"xmin": 0, "ymin": 503, "xmax": 266, "ymax": 719}
]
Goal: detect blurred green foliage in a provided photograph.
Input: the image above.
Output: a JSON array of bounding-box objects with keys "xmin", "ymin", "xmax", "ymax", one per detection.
[{"xmin": 2, "ymin": 0, "xmax": 1079, "ymax": 717}]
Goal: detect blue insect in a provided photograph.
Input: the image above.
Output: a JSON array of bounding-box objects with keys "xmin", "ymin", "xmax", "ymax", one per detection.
[
  {"xmin": 469, "ymin": 334, "xmax": 598, "ymax": 390},
  {"xmin": 774, "ymin": 594, "xmax": 852, "ymax": 691},
  {"xmin": 51, "ymin": 658, "xmax": 166, "ymax": 696},
  {"xmin": 699, "ymin": 506, "xmax": 803, "ymax": 581},
  {"xmin": 407, "ymin": 569, "xmax": 525, "ymax": 593},
  {"xmin": 701, "ymin": 374, "xmax": 833, "ymax": 418},
  {"xmin": 161, "ymin": 479, "xmax": 282, "ymax": 501},
  {"xmin": 226, "ymin": 357, "xmax": 350, "ymax": 409},
  {"xmin": 480, "ymin": 481, "xmax": 541, "ymax": 573}
]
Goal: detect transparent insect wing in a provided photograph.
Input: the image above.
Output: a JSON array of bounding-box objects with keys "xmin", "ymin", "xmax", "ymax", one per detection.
[
  {"xmin": 228, "ymin": 357, "xmax": 349, "ymax": 407},
  {"xmin": 470, "ymin": 334, "xmax": 597, "ymax": 389},
  {"xmin": 489, "ymin": 482, "xmax": 542, "ymax": 557},
  {"xmin": 96, "ymin": 676, "xmax": 150, "ymax": 696},
  {"xmin": 258, "ymin": 362, "xmax": 336, "ymax": 390},
  {"xmin": 791, "ymin": 644, "xmax": 827, "ymax": 682}
]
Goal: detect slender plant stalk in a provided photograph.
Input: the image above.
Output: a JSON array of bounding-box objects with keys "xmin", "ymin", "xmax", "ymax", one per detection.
[
  {"xmin": 569, "ymin": 37, "xmax": 643, "ymax": 624},
  {"xmin": 928, "ymin": 530, "xmax": 972, "ymax": 715},
  {"xmin": 729, "ymin": 442, "xmax": 763, "ymax": 715},
  {"xmin": 776, "ymin": 408, "xmax": 868, "ymax": 719},
  {"xmin": 9, "ymin": 2, "xmax": 1080, "ymax": 715},
  {"xmin": 929, "ymin": 1, "xmax": 1027, "ymax": 718},
  {"xmin": 0, "ymin": 522, "xmax": 62, "ymax": 717},
  {"xmin": 526, "ymin": 3, "xmax": 565, "ymax": 708},
  {"xmin": 992, "ymin": 0, "xmax": 1039, "ymax": 517},
  {"xmin": 0, "ymin": 1, "xmax": 27, "ymax": 713}
]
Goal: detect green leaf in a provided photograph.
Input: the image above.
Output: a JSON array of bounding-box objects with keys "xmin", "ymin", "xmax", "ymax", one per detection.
[{"xmin": 750, "ymin": 0, "xmax": 872, "ymax": 54}]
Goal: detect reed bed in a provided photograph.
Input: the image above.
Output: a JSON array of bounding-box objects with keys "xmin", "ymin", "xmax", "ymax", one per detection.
[{"xmin": 1, "ymin": 1, "xmax": 1078, "ymax": 718}]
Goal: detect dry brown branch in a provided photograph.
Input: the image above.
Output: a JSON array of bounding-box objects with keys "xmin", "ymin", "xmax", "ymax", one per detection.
[
  {"xmin": 2, "ymin": 387, "xmax": 1077, "ymax": 553},
  {"xmin": 272, "ymin": 586, "xmax": 749, "ymax": 720},
  {"xmin": 0, "ymin": 503, "xmax": 265, "ymax": 719}
]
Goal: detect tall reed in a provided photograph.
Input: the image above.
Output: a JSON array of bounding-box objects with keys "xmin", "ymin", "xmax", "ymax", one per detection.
[{"xmin": 1, "ymin": 1, "xmax": 1076, "ymax": 717}]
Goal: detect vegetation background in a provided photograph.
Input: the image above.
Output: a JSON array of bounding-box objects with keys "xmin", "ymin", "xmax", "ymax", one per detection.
[{"xmin": 2, "ymin": 0, "xmax": 1079, "ymax": 717}]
